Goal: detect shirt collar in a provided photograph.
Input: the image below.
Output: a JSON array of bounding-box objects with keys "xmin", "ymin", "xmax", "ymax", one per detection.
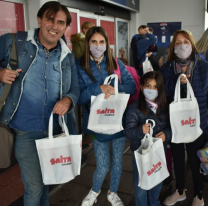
[
  {"xmin": 90, "ymin": 55, "xmax": 104, "ymax": 64},
  {"xmin": 26, "ymin": 28, "xmax": 71, "ymax": 54}
]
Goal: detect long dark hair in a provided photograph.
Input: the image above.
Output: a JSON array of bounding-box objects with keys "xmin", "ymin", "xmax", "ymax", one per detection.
[
  {"xmin": 81, "ymin": 26, "xmax": 117, "ymax": 75},
  {"xmin": 138, "ymin": 71, "xmax": 169, "ymax": 120}
]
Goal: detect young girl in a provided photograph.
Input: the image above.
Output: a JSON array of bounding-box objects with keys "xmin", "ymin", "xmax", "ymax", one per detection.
[
  {"xmin": 124, "ymin": 71, "xmax": 172, "ymax": 206},
  {"xmin": 76, "ymin": 26, "xmax": 136, "ymax": 206}
]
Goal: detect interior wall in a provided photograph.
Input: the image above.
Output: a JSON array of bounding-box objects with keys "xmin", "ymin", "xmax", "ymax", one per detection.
[
  {"xmin": 205, "ymin": 0, "xmax": 208, "ymax": 30},
  {"xmin": 134, "ymin": 0, "xmax": 205, "ymax": 42}
]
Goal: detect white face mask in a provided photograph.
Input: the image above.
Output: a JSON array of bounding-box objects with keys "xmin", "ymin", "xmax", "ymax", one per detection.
[
  {"xmin": 174, "ymin": 44, "xmax": 192, "ymax": 59},
  {"xmin": 143, "ymin": 88, "xmax": 158, "ymax": 101},
  {"xmin": 90, "ymin": 45, "xmax": 106, "ymax": 58}
]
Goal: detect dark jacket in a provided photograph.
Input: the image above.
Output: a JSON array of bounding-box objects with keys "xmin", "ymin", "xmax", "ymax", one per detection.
[
  {"xmin": 124, "ymin": 101, "xmax": 172, "ymax": 152},
  {"xmin": 76, "ymin": 56, "xmax": 136, "ymax": 137},
  {"xmin": 131, "ymin": 33, "xmax": 157, "ymax": 64},
  {"xmin": 0, "ymin": 29, "xmax": 80, "ymax": 128},
  {"xmin": 160, "ymin": 54, "xmax": 208, "ymax": 131}
]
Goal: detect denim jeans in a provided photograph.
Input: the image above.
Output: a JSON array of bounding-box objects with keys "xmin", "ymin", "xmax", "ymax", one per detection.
[
  {"xmin": 13, "ymin": 126, "xmax": 62, "ymax": 206},
  {"xmin": 132, "ymin": 155, "xmax": 162, "ymax": 206},
  {"xmin": 92, "ymin": 137, "xmax": 126, "ymax": 193}
]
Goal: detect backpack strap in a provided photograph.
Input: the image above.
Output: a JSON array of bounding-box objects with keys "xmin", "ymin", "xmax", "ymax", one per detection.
[
  {"xmin": 114, "ymin": 58, "xmax": 122, "ymax": 83},
  {"xmin": 16, "ymin": 31, "xmax": 28, "ymax": 56}
]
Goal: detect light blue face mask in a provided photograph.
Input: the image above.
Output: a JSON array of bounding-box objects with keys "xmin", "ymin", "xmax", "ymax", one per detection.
[{"xmin": 143, "ymin": 88, "xmax": 158, "ymax": 101}]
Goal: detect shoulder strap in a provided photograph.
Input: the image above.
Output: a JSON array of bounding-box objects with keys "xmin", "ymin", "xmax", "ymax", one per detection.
[
  {"xmin": 114, "ymin": 58, "xmax": 122, "ymax": 83},
  {"xmin": 0, "ymin": 33, "xmax": 18, "ymax": 112},
  {"xmin": 87, "ymin": 72, "xmax": 97, "ymax": 83},
  {"xmin": 16, "ymin": 31, "xmax": 28, "ymax": 56}
]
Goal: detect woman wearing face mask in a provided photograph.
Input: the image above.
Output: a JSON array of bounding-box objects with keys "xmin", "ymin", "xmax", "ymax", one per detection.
[
  {"xmin": 76, "ymin": 26, "xmax": 136, "ymax": 206},
  {"xmin": 124, "ymin": 71, "xmax": 171, "ymax": 206},
  {"xmin": 160, "ymin": 30, "xmax": 208, "ymax": 206}
]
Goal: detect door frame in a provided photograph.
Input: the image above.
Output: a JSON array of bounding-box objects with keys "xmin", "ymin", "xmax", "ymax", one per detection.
[
  {"xmin": 115, "ymin": 17, "xmax": 130, "ymax": 62},
  {"xmin": 68, "ymin": 8, "xmax": 80, "ymax": 33},
  {"xmin": 1, "ymin": 0, "xmax": 28, "ymax": 31}
]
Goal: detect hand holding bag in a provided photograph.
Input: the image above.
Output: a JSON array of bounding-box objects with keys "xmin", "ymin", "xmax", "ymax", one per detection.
[
  {"xmin": 134, "ymin": 119, "xmax": 169, "ymax": 190},
  {"xmin": 35, "ymin": 113, "xmax": 82, "ymax": 185},
  {"xmin": 142, "ymin": 57, "xmax": 153, "ymax": 74},
  {"xmin": 138, "ymin": 120, "xmax": 155, "ymax": 155},
  {"xmin": 170, "ymin": 74, "xmax": 202, "ymax": 143},
  {"xmin": 87, "ymin": 74, "xmax": 130, "ymax": 134}
]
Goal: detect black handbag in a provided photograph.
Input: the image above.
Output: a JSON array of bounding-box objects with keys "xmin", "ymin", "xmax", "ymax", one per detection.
[{"xmin": 0, "ymin": 33, "xmax": 18, "ymax": 168}]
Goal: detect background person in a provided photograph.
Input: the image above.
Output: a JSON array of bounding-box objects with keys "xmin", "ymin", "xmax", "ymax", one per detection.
[
  {"xmin": 131, "ymin": 25, "xmax": 157, "ymax": 76},
  {"xmin": 71, "ymin": 21, "xmax": 95, "ymax": 60},
  {"xmin": 196, "ymin": 28, "xmax": 208, "ymax": 61}
]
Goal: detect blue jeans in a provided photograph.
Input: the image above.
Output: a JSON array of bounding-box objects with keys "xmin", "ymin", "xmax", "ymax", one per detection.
[
  {"xmin": 132, "ymin": 155, "xmax": 162, "ymax": 206},
  {"xmin": 13, "ymin": 127, "xmax": 62, "ymax": 206},
  {"xmin": 92, "ymin": 137, "xmax": 126, "ymax": 192}
]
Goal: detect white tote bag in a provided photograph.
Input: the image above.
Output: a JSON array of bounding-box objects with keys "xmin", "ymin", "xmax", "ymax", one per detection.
[
  {"xmin": 134, "ymin": 119, "xmax": 169, "ymax": 190},
  {"xmin": 143, "ymin": 57, "xmax": 153, "ymax": 74},
  {"xmin": 170, "ymin": 74, "xmax": 202, "ymax": 143},
  {"xmin": 87, "ymin": 74, "xmax": 130, "ymax": 134},
  {"xmin": 35, "ymin": 113, "xmax": 82, "ymax": 185}
]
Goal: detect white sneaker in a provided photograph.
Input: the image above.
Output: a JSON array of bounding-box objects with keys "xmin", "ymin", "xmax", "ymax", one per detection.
[
  {"xmin": 107, "ymin": 190, "xmax": 124, "ymax": 206},
  {"xmin": 163, "ymin": 189, "xmax": 186, "ymax": 205},
  {"xmin": 81, "ymin": 189, "xmax": 100, "ymax": 206}
]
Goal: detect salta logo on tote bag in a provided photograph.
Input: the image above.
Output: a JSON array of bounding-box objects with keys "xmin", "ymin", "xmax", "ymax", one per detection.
[
  {"xmin": 147, "ymin": 161, "xmax": 162, "ymax": 176},
  {"xmin": 50, "ymin": 155, "xmax": 71, "ymax": 166},
  {"xmin": 170, "ymin": 74, "xmax": 202, "ymax": 143},
  {"xmin": 35, "ymin": 113, "xmax": 82, "ymax": 184},
  {"xmin": 96, "ymin": 108, "xmax": 115, "ymax": 116},
  {"xmin": 181, "ymin": 117, "xmax": 196, "ymax": 127},
  {"xmin": 88, "ymin": 74, "xmax": 130, "ymax": 134}
]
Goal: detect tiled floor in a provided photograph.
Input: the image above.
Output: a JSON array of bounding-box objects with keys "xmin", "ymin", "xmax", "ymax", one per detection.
[
  {"xmin": 2, "ymin": 139, "xmax": 208, "ymax": 206},
  {"xmin": 0, "ymin": 165, "xmax": 24, "ymax": 206},
  {"xmin": 49, "ymin": 140, "xmax": 208, "ymax": 206}
]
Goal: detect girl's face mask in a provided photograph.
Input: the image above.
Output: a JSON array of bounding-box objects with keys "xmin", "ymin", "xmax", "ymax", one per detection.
[
  {"xmin": 143, "ymin": 88, "xmax": 158, "ymax": 101},
  {"xmin": 142, "ymin": 78, "xmax": 158, "ymax": 101}
]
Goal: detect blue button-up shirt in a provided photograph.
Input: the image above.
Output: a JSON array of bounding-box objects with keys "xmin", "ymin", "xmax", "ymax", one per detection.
[{"xmin": 9, "ymin": 30, "xmax": 61, "ymax": 131}]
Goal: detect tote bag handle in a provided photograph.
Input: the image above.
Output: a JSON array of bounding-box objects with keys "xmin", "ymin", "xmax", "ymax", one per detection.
[
  {"xmin": 141, "ymin": 119, "xmax": 155, "ymax": 147},
  {"xmin": 48, "ymin": 113, "xmax": 69, "ymax": 139},
  {"xmin": 174, "ymin": 74, "xmax": 194, "ymax": 102},
  {"xmin": 103, "ymin": 74, "xmax": 119, "ymax": 94}
]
